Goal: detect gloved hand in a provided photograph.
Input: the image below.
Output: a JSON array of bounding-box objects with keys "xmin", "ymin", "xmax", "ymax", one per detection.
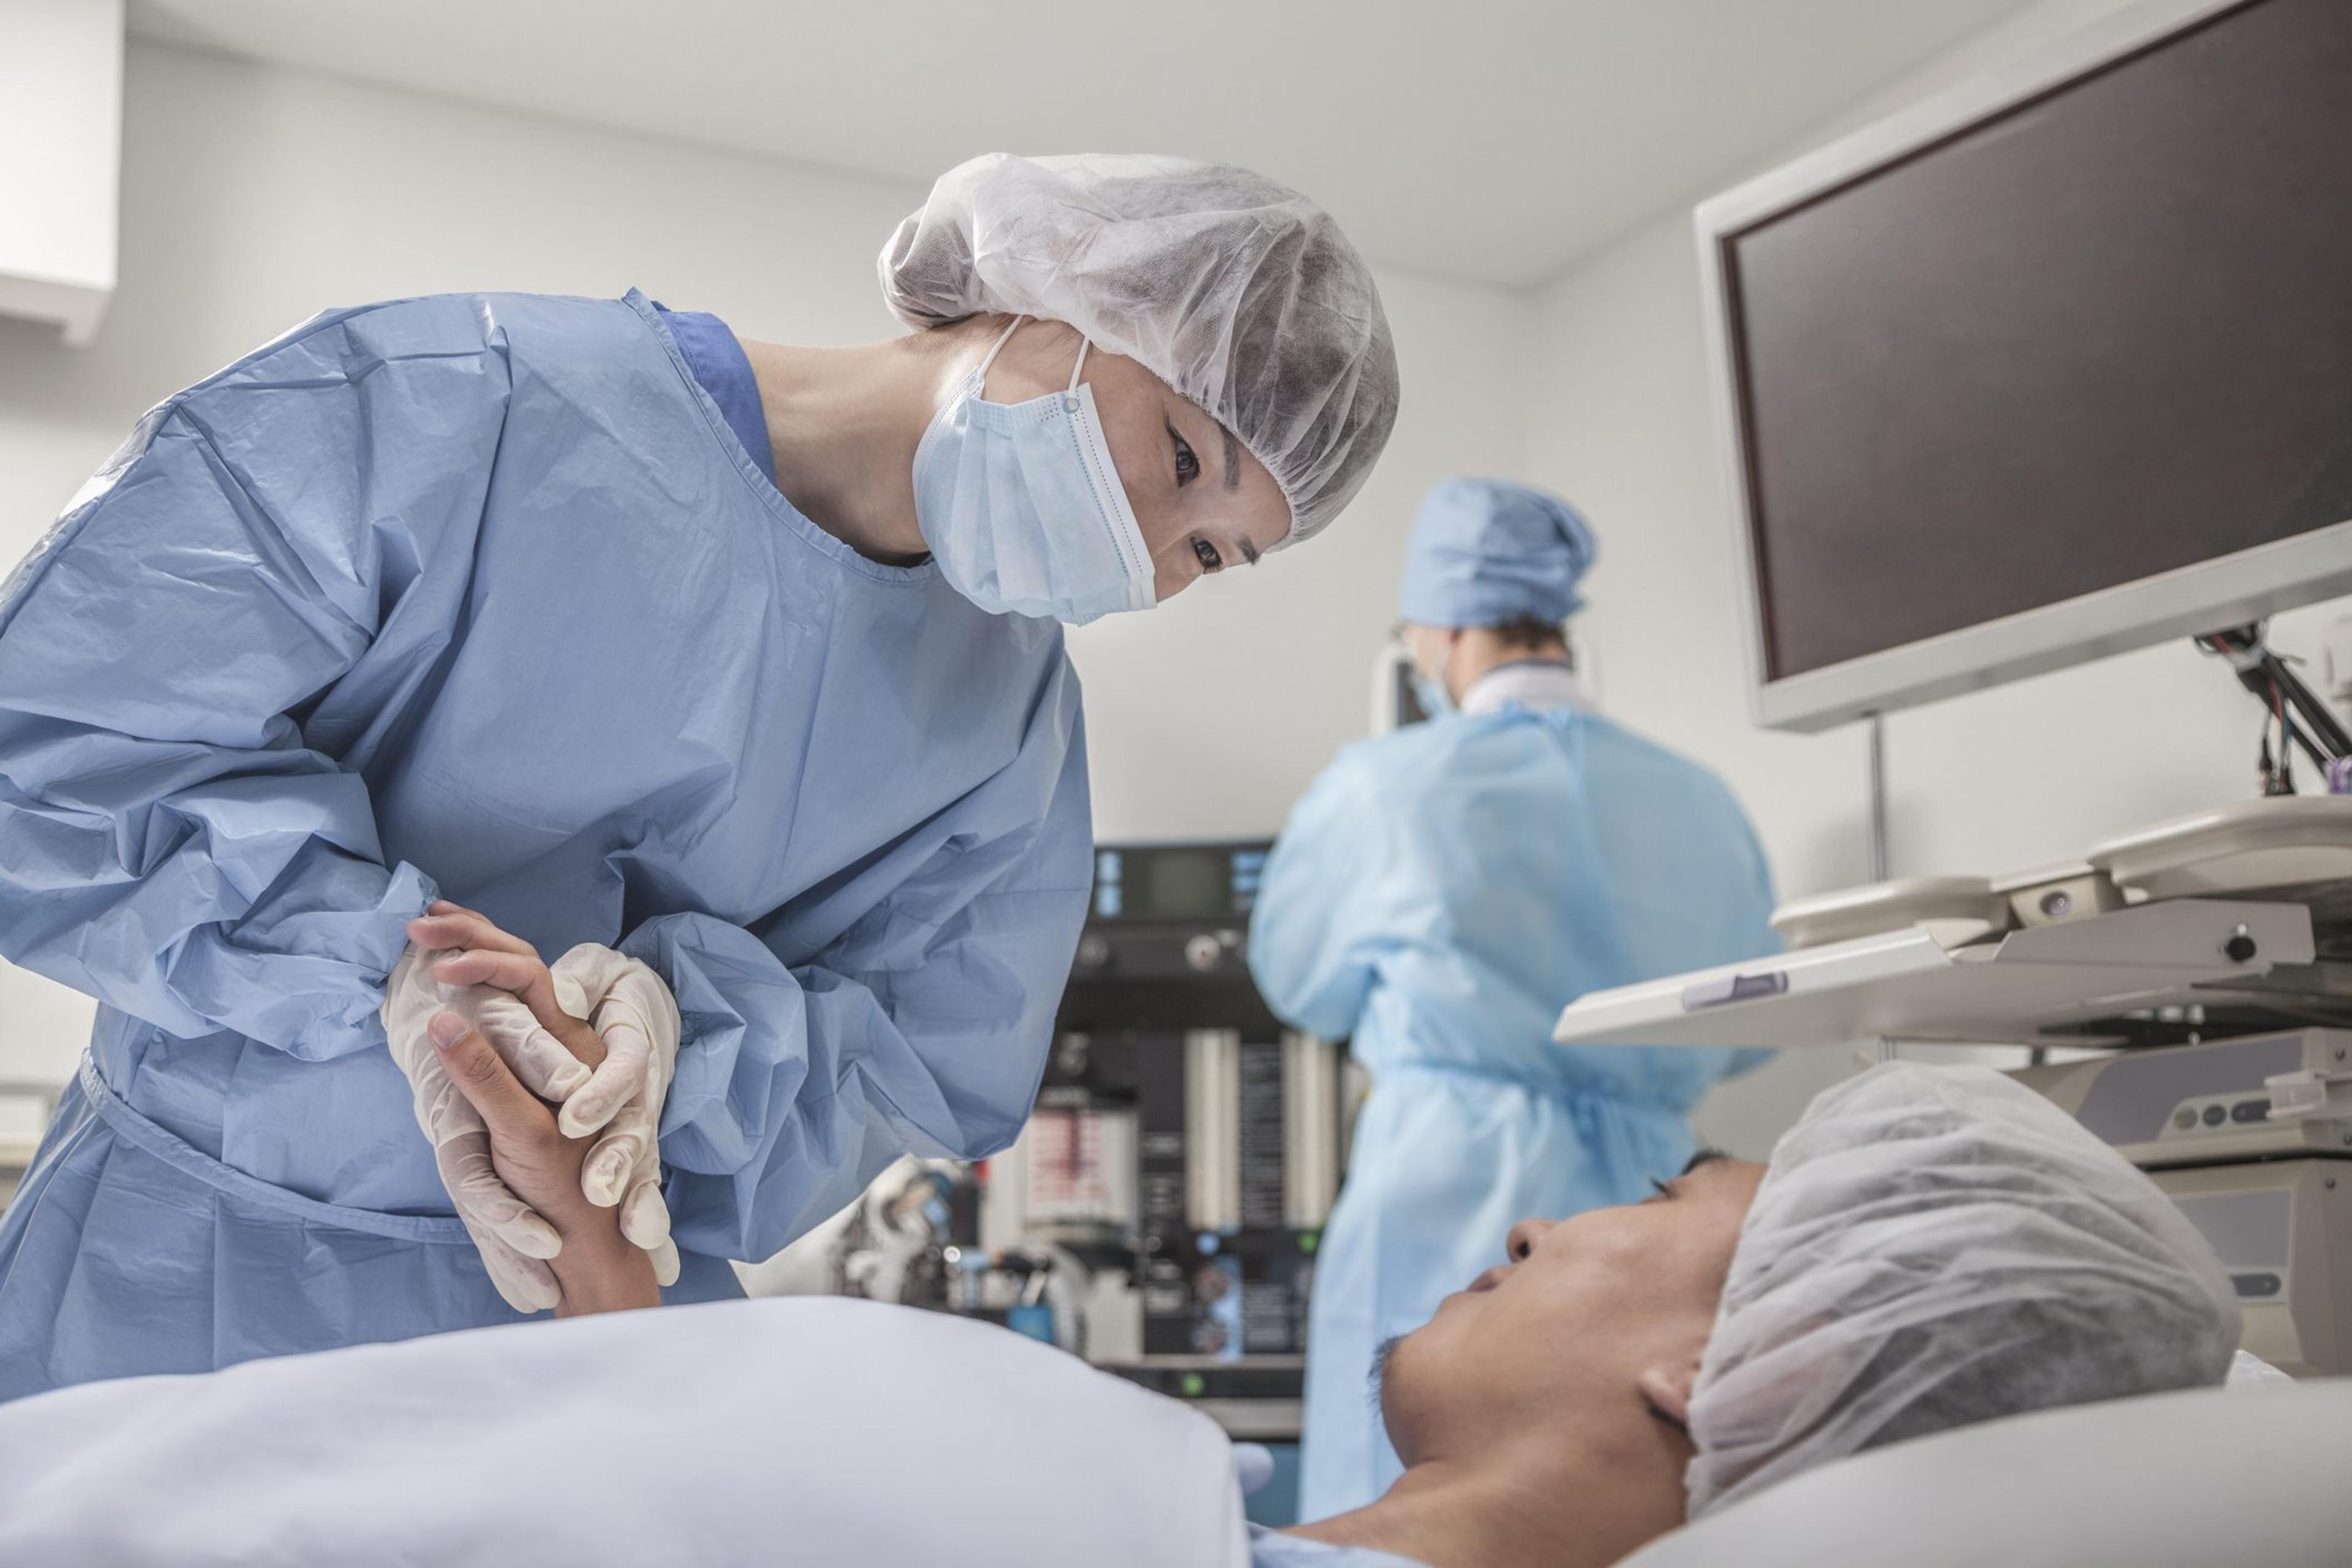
[
  {"xmin": 401, "ymin": 906, "xmax": 685, "ymax": 1291},
  {"xmin": 545, "ymin": 942, "xmax": 683, "ymax": 1287},
  {"xmin": 383, "ymin": 943, "xmax": 597, "ymax": 1312}
]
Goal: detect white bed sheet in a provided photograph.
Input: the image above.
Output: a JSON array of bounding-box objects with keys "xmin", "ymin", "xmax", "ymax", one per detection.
[{"xmin": 0, "ymin": 1297, "xmax": 1251, "ymax": 1568}]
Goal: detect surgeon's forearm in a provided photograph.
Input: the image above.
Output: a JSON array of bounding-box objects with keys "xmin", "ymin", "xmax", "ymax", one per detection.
[{"xmin": 550, "ymin": 1225, "xmax": 662, "ymax": 1317}]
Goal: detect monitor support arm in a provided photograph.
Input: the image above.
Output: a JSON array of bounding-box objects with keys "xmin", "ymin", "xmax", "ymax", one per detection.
[{"xmin": 2197, "ymin": 624, "xmax": 2352, "ymax": 783}]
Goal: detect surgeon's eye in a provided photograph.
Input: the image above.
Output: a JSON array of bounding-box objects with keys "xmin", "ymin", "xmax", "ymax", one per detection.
[
  {"xmin": 1193, "ymin": 538, "xmax": 1223, "ymax": 573},
  {"xmin": 1169, "ymin": 421, "xmax": 1200, "ymax": 486},
  {"xmin": 1648, "ymin": 1177, "xmax": 1673, "ymax": 1200}
]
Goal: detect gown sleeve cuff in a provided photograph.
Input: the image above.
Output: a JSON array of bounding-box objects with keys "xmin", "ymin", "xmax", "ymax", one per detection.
[{"xmin": 179, "ymin": 861, "xmax": 440, "ymax": 1059}]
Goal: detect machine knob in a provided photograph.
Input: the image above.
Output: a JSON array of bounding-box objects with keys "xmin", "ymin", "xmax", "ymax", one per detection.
[
  {"xmin": 1076, "ymin": 934, "xmax": 1113, "ymax": 970},
  {"xmin": 1184, "ymin": 933, "xmax": 1223, "ymax": 972},
  {"xmin": 2223, "ymin": 927, "xmax": 2258, "ymax": 964}
]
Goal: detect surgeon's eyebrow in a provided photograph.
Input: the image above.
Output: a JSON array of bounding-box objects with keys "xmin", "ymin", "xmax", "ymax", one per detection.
[
  {"xmin": 1210, "ymin": 420, "xmax": 1262, "ymax": 565},
  {"xmin": 1682, "ymin": 1147, "xmax": 1730, "ymax": 1176}
]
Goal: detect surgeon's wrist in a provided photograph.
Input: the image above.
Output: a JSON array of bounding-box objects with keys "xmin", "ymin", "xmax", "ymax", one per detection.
[{"xmin": 549, "ymin": 1223, "xmax": 661, "ymax": 1317}]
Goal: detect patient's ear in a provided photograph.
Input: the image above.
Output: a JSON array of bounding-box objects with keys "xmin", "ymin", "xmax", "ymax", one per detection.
[{"xmin": 1638, "ymin": 1357, "xmax": 1702, "ymax": 1429}]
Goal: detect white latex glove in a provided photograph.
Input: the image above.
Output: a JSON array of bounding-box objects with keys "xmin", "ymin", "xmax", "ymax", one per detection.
[
  {"xmin": 382, "ymin": 943, "xmax": 597, "ymax": 1312},
  {"xmin": 546, "ymin": 943, "xmax": 683, "ymax": 1287}
]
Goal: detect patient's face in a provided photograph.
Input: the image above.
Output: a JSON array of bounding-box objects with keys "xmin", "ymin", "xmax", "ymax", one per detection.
[{"xmin": 1380, "ymin": 1153, "xmax": 1766, "ymax": 1469}]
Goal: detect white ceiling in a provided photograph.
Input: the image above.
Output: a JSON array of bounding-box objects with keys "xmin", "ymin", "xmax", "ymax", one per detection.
[{"xmin": 128, "ymin": 0, "xmax": 2037, "ymax": 288}]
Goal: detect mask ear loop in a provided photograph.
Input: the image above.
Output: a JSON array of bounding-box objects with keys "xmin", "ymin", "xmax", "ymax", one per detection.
[
  {"xmin": 1067, "ymin": 336, "xmax": 1090, "ymax": 393},
  {"xmin": 973, "ymin": 315, "xmax": 1028, "ymax": 390}
]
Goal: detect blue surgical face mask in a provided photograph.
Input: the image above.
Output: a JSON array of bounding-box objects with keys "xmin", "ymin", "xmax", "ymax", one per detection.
[
  {"xmin": 1410, "ymin": 635, "xmax": 1457, "ymax": 718},
  {"xmin": 911, "ymin": 318, "xmax": 1158, "ymax": 626}
]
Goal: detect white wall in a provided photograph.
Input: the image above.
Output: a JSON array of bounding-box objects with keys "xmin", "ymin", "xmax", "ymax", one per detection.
[
  {"xmin": 0, "ymin": 42, "xmax": 1523, "ymax": 1079},
  {"xmin": 1527, "ymin": 0, "xmax": 2352, "ymax": 1154}
]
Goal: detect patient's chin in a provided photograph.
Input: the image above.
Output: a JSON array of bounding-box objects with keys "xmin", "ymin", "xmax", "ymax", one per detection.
[
  {"xmin": 1371, "ymin": 1333, "xmax": 1409, "ymax": 1409},
  {"xmin": 1373, "ymin": 1329, "xmax": 1451, "ymax": 1465},
  {"xmin": 1369, "ymin": 1335, "xmax": 1407, "ymax": 1430}
]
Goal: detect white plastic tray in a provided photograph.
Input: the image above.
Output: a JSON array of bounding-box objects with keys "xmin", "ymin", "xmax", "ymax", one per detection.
[
  {"xmin": 1553, "ymin": 899, "xmax": 2316, "ymax": 1050},
  {"xmin": 1770, "ymin": 876, "xmax": 2010, "ymax": 950},
  {"xmin": 2090, "ymin": 797, "xmax": 2352, "ymax": 900}
]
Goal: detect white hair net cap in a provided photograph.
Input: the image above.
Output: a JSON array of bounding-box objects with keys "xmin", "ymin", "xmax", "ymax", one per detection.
[
  {"xmin": 1686, "ymin": 1063, "xmax": 2240, "ymax": 1518},
  {"xmin": 878, "ymin": 153, "xmax": 1400, "ymax": 546}
]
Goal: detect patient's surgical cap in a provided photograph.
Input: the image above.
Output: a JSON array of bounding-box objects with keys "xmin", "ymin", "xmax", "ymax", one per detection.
[
  {"xmin": 1398, "ymin": 478, "xmax": 1597, "ymax": 627},
  {"xmin": 878, "ymin": 153, "xmax": 1400, "ymax": 546},
  {"xmin": 1684, "ymin": 1063, "xmax": 2239, "ymax": 1518}
]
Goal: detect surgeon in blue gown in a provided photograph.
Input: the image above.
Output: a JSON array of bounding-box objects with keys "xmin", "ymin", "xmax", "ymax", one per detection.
[
  {"xmin": 1250, "ymin": 478, "xmax": 1777, "ymax": 1518},
  {"xmin": 0, "ymin": 153, "xmax": 1398, "ymax": 1400}
]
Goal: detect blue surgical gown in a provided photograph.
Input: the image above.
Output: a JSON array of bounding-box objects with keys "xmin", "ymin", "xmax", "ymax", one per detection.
[
  {"xmin": 1250, "ymin": 700, "xmax": 1775, "ymax": 1517},
  {"xmin": 0, "ymin": 290, "xmax": 1091, "ymax": 1400},
  {"xmin": 654, "ymin": 304, "xmax": 778, "ymax": 486}
]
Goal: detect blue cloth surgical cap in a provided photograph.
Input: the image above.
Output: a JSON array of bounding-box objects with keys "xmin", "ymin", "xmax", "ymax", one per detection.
[{"xmin": 1397, "ymin": 478, "xmax": 1597, "ymax": 627}]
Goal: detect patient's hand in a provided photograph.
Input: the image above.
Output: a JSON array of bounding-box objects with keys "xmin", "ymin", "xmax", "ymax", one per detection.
[{"xmin": 429, "ymin": 1011, "xmax": 662, "ymax": 1317}]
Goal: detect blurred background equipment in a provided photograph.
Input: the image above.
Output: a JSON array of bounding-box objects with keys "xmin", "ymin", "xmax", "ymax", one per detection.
[
  {"xmin": 2011, "ymin": 1029, "xmax": 2352, "ymax": 1378},
  {"xmin": 1023, "ymin": 843, "xmax": 1350, "ymax": 1466}
]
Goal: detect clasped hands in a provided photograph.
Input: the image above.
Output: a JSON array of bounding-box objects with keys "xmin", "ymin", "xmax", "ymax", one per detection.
[{"xmin": 384, "ymin": 901, "xmax": 679, "ymax": 1314}]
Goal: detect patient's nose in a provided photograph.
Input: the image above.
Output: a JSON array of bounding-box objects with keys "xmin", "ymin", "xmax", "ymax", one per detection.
[{"xmin": 1506, "ymin": 1218, "xmax": 1555, "ymax": 1262}]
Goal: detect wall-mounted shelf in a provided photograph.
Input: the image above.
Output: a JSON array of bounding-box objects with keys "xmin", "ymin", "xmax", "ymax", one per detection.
[{"xmin": 0, "ymin": 1, "xmax": 122, "ymax": 344}]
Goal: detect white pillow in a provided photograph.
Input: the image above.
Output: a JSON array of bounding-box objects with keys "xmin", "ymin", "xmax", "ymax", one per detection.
[
  {"xmin": 0, "ymin": 1297, "xmax": 1250, "ymax": 1568},
  {"xmin": 1624, "ymin": 1379, "xmax": 2352, "ymax": 1568}
]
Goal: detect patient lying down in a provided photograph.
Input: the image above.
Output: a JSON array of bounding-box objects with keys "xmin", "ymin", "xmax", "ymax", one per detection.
[{"xmin": 0, "ymin": 1031, "xmax": 2241, "ymax": 1568}]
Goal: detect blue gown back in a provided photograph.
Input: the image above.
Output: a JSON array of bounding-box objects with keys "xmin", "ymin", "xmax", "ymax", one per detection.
[{"xmin": 1250, "ymin": 701, "xmax": 1777, "ymax": 1514}]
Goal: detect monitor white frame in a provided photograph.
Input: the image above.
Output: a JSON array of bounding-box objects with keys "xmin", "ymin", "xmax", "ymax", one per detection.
[{"xmin": 1695, "ymin": 0, "xmax": 2352, "ymax": 733}]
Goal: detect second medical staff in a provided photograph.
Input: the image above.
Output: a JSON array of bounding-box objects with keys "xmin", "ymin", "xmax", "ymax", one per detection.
[{"xmin": 1251, "ymin": 478, "xmax": 1779, "ymax": 1516}]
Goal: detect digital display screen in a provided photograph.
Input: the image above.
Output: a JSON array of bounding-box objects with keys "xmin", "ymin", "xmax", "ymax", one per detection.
[
  {"xmin": 1725, "ymin": 0, "xmax": 2352, "ymax": 682},
  {"xmin": 1132, "ymin": 851, "xmax": 1227, "ymax": 918},
  {"xmin": 1091, "ymin": 846, "xmax": 1269, "ymax": 920}
]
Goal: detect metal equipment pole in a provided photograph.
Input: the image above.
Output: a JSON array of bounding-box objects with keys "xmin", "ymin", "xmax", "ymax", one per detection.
[
  {"xmin": 1866, "ymin": 713, "xmax": 1889, "ymax": 884},
  {"xmin": 1865, "ymin": 714, "xmax": 1895, "ymax": 1064}
]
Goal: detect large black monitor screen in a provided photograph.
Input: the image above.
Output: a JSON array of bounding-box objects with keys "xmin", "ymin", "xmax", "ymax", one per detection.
[{"xmin": 1727, "ymin": 0, "xmax": 2352, "ymax": 684}]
